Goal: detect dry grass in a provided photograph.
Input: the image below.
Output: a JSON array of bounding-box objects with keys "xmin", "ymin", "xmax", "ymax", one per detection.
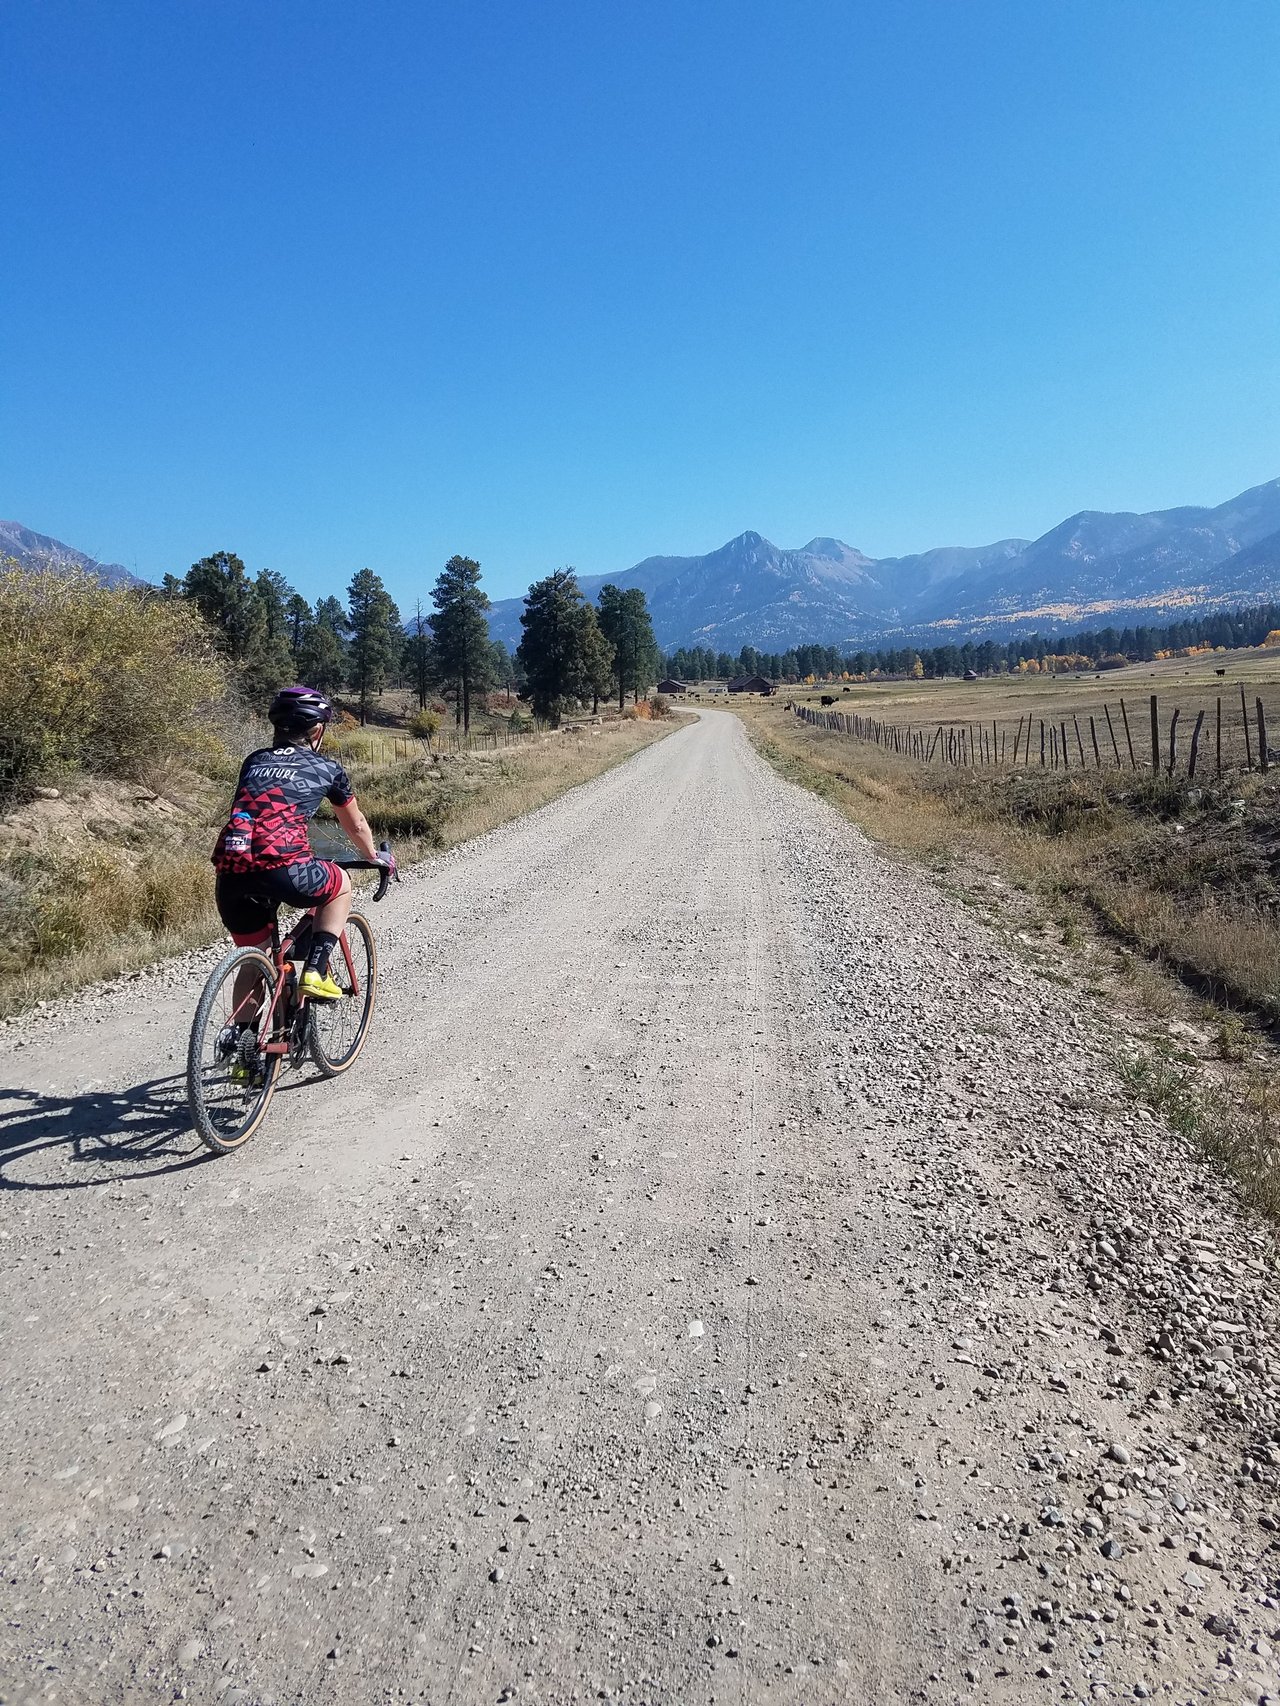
[
  {"xmin": 436, "ymin": 718, "xmax": 673, "ymax": 845},
  {"xmin": 742, "ymin": 704, "xmax": 1280, "ymax": 1016},
  {"xmin": 0, "ymin": 717, "xmax": 678, "ymax": 1019},
  {"xmin": 1116, "ymin": 1045, "xmax": 1280, "ymax": 1222},
  {"xmin": 784, "ymin": 642, "xmax": 1280, "ymax": 734}
]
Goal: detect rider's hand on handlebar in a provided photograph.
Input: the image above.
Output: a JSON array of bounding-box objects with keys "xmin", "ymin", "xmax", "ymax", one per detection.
[{"xmin": 377, "ymin": 850, "xmax": 399, "ymax": 882}]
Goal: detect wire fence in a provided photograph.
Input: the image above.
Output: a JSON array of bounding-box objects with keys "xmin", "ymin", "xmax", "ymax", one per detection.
[
  {"xmin": 795, "ymin": 684, "xmax": 1280, "ymax": 778},
  {"xmin": 327, "ymin": 722, "xmax": 546, "ymax": 768}
]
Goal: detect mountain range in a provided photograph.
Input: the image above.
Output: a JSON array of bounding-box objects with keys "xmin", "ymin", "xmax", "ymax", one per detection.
[
  {"xmin": 484, "ymin": 476, "xmax": 1280, "ymax": 650},
  {"xmin": 0, "ymin": 521, "xmax": 137, "ymax": 587},
  {"xmin": 9, "ymin": 474, "xmax": 1280, "ymax": 652}
]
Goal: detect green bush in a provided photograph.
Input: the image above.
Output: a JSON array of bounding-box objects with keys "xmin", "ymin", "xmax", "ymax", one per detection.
[
  {"xmin": 0, "ymin": 564, "xmax": 228, "ymax": 791},
  {"xmin": 408, "ymin": 707, "xmax": 441, "ymax": 741}
]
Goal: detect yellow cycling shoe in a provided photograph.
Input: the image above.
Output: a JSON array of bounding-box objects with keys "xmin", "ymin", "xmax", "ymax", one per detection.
[{"xmin": 300, "ymin": 968, "xmax": 344, "ymax": 1002}]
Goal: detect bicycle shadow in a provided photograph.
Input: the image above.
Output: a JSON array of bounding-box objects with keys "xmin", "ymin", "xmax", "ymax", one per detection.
[{"xmin": 0, "ymin": 1073, "xmax": 208, "ymax": 1191}]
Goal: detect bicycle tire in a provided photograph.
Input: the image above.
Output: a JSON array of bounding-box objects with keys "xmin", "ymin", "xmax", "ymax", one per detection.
[
  {"xmin": 187, "ymin": 947, "xmax": 283, "ymax": 1154},
  {"xmin": 307, "ymin": 910, "xmax": 377, "ymax": 1077}
]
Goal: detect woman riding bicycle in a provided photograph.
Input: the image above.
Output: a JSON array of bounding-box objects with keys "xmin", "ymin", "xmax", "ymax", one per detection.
[{"xmin": 212, "ymin": 686, "xmax": 395, "ymax": 1003}]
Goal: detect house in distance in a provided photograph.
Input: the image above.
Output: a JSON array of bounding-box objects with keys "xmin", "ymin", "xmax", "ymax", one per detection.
[
  {"xmin": 655, "ymin": 678, "xmax": 689, "ymax": 695},
  {"xmin": 727, "ymin": 675, "xmax": 775, "ymax": 695}
]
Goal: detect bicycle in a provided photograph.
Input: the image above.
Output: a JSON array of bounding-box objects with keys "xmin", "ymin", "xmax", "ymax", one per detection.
[{"xmin": 186, "ymin": 844, "xmax": 398, "ymax": 1155}]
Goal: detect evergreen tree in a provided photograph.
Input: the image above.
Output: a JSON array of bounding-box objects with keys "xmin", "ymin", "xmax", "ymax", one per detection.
[
  {"xmin": 246, "ymin": 568, "xmax": 295, "ymax": 697},
  {"xmin": 404, "ymin": 600, "xmax": 438, "ymax": 710},
  {"xmin": 597, "ymin": 584, "xmax": 660, "ymax": 707},
  {"xmin": 517, "ymin": 567, "xmax": 588, "ymax": 726},
  {"xmin": 285, "ymin": 592, "xmax": 312, "ymax": 663},
  {"xmin": 575, "ymin": 602, "xmax": 614, "ymax": 715},
  {"xmin": 347, "ymin": 568, "xmax": 402, "ymax": 724},
  {"xmin": 184, "ymin": 551, "xmax": 265, "ymax": 663},
  {"xmin": 489, "ymin": 639, "xmax": 519, "ymax": 698},
  {"xmin": 298, "ymin": 595, "xmax": 349, "ymax": 697},
  {"xmin": 430, "ymin": 555, "xmax": 492, "ymax": 732}
]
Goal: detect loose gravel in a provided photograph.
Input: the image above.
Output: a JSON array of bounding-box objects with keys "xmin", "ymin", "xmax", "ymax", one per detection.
[{"xmin": 0, "ymin": 710, "xmax": 1277, "ymax": 1706}]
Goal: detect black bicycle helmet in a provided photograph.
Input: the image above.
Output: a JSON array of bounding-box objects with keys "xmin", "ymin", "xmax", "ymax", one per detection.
[{"xmin": 268, "ymin": 685, "xmax": 335, "ymax": 737}]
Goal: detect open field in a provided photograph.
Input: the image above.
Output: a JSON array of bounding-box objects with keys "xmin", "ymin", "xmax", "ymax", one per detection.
[
  {"xmin": 777, "ymin": 647, "xmax": 1280, "ymax": 774},
  {"xmin": 0, "ymin": 713, "xmax": 677, "ymax": 1018}
]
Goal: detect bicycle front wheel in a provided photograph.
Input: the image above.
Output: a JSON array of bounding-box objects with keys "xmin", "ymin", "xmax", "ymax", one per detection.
[
  {"xmin": 187, "ymin": 947, "xmax": 283, "ymax": 1154},
  {"xmin": 307, "ymin": 910, "xmax": 377, "ymax": 1076}
]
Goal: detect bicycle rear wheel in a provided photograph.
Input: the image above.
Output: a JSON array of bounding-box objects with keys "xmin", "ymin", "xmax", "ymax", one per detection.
[
  {"xmin": 187, "ymin": 947, "xmax": 282, "ymax": 1154},
  {"xmin": 307, "ymin": 910, "xmax": 377, "ymax": 1076}
]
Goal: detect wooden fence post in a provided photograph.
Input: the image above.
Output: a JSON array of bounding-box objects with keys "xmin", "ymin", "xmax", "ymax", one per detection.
[
  {"xmin": 1119, "ymin": 697, "xmax": 1136, "ymax": 770},
  {"xmin": 1149, "ymin": 695, "xmax": 1160, "ymax": 774},
  {"xmin": 1187, "ymin": 709, "xmax": 1206, "ymax": 781},
  {"xmin": 1039, "ymin": 719, "xmax": 1046, "ymax": 766},
  {"xmin": 1216, "ymin": 696, "xmax": 1222, "ymax": 778},
  {"xmin": 1089, "ymin": 715, "xmax": 1101, "ymax": 767},
  {"xmin": 1167, "ymin": 708, "xmax": 1180, "ymax": 777},
  {"xmin": 1257, "ymin": 698, "xmax": 1270, "ymax": 773},
  {"xmin": 1103, "ymin": 702, "xmax": 1122, "ymax": 767},
  {"xmin": 1073, "ymin": 715, "xmax": 1086, "ymax": 766},
  {"xmin": 1060, "ymin": 721, "xmax": 1070, "ymax": 769},
  {"xmin": 1242, "ymin": 683, "xmax": 1254, "ymax": 769}
]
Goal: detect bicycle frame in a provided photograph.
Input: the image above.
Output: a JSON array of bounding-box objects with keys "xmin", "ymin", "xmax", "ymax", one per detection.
[
  {"xmin": 259, "ymin": 913, "xmax": 361, "ymax": 1057},
  {"xmin": 220, "ymin": 849, "xmax": 391, "ymax": 1053}
]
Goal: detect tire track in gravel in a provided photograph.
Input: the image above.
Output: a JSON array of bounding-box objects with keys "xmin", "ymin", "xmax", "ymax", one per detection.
[{"xmin": 1, "ymin": 710, "xmax": 1278, "ymax": 1706}]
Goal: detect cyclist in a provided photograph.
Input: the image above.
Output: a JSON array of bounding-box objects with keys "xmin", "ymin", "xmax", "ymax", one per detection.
[{"xmin": 212, "ymin": 686, "xmax": 394, "ymax": 1010}]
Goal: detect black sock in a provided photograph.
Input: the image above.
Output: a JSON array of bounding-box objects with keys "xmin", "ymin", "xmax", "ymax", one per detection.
[{"xmin": 306, "ymin": 931, "xmax": 339, "ymax": 977}]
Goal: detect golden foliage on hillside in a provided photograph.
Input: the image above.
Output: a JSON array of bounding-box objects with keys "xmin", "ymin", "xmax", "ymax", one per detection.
[{"xmin": 0, "ymin": 563, "xmax": 229, "ymax": 789}]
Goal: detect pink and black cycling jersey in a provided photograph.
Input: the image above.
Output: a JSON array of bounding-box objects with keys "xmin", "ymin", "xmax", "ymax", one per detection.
[{"xmin": 212, "ymin": 745, "xmax": 354, "ymax": 874}]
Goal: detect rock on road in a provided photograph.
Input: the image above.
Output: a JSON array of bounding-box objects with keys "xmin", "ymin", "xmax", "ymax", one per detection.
[{"xmin": 1, "ymin": 710, "xmax": 1278, "ymax": 1706}]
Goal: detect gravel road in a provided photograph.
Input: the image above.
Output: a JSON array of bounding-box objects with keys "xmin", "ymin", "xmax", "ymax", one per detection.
[{"xmin": 2, "ymin": 709, "xmax": 1278, "ymax": 1706}]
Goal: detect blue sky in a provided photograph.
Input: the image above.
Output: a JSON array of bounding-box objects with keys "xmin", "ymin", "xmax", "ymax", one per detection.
[{"xmin": 3, "ymin": 1, "xmax": 1277, "ymax": 606}]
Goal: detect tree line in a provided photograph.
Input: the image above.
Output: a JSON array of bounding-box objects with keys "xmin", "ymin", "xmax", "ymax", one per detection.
[
  {"xmin": 161, "ymin": 552, "xmax": 661, "ymax": 730},
  {"xmin": 662, "ymin": 602, "xmax": 1280, "ymax": 684}
]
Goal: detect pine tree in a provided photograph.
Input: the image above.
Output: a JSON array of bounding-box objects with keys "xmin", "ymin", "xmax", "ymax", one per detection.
[
  {"xmin": 597, "ymin": 584, "xmax": 660, "ymax": 707},
  {"xmin": 517, "ymin": 567, "xmax": 589, "ymax": 726},
  {"xmin": 575, "ymin": 603, "xmax": 614, "ymax": 715},
  {"xmin": 404, "ymin": 600, "xmax": 438, "ymax": 710},
  {"xmin": 285, "ymin": 593, "xmax": 312, "ymax": 664},
  {"xmin": 183, "ymin": 551, "xmax": 265, "ymax": 663},
  {"xmin": 347, "ymin": 568, "xmax": 402, "ymax": 725},
  {"xmin": 298, "ymin": 595, "xmax": 349, "ymax": 697},
  {"xmin": 430, "ymin": 556, "xmax": 491, "ymax": 732}
]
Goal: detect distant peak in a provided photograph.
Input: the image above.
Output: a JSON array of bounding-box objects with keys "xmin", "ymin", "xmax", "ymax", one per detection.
[{"xmin": 801, "ymin": 536, "xmax": 856, "ymax": 557}]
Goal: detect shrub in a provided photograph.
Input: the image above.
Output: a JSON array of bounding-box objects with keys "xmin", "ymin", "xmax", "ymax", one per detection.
[
  {"xmin": 352, "ymin": 761, "xmax": 456, "ymax": 846},
  {"xmin": 408, "ymin": 707, "xmax": 441, "ymax": 741},
  {"xmin": 0, "ymin": 564, "xmax": 228, "ymax": 791},
  {"xmin": 651, "ymin": 694, "xmax": 671, "ymax": 719}
]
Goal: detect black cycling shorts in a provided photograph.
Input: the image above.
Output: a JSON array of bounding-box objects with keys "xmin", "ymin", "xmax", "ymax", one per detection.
[{"xmin": 215, "ymin": 860, "xmax": 345, "ymax": 945}]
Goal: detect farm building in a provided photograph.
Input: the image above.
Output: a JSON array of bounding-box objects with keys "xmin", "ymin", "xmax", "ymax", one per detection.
[
  {"xmin": 655, "ymin": 678, "xmax": 689, "ymax": 695},
  {"xmin": 727, "ymin": 675, "xmax": 775, "ymax": 695}
]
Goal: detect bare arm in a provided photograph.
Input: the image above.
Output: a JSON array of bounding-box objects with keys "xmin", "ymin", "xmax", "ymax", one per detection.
[{"xmin": 334, "ymin": 798, "xmax": 381, "ymax": 863}]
